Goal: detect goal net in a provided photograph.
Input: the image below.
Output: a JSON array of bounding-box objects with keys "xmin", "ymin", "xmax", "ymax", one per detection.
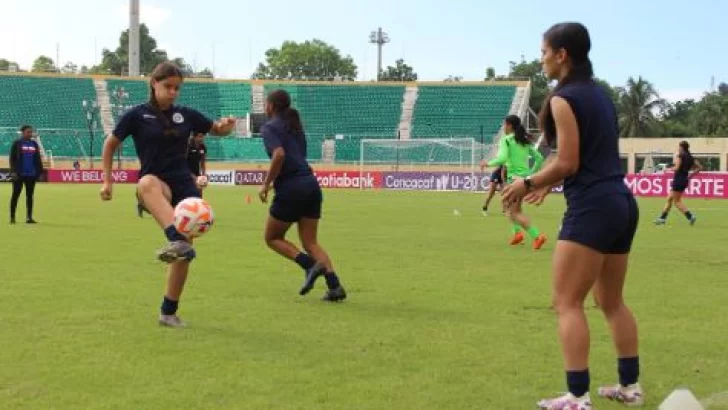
[{"xmin": 359, "ymin": 138, "xmax": 495, "ymax": 172}]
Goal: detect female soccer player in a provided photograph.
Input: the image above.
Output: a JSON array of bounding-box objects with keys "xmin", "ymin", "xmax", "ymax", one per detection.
[
  {"xmin": 9, "ymin": 125, "xmax": 43, "ymax": 224},
  {"xmin": 480, "ymin": 164, "xmax": 506, "ymax": 215},
  {"xmin": 99, "ymin": 61, "xmax": 236, "ymax": 327},
  {"xmin": 654, "ymin": 140, "xmax": 701, "ymax": 225},
  {"xmin": 502, "ymin": 23, "xmax": 642, "ymax": 409},
  {"xmin": 484, "ymin": 115, "xmax": 546, "ymax": 249},
  {"xmin": 258, "ymin": 89, "xmax": 346, "ymax": 302}
]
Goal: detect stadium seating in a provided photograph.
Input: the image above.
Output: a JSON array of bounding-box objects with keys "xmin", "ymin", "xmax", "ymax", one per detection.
[
  {"xmin": 411, "ymin": 85, "xmax": 515, "ymax": 141},
  {"xmin": 263, "ymin": 83, "xmax": 404, "ymax": 138},
  {"xmin": 0, "ymin": 73, "xmax": 520, "ymax": 164},
  {"xmin": 0, "ymin": 75, "xmax": 97, "ymax": 130}
]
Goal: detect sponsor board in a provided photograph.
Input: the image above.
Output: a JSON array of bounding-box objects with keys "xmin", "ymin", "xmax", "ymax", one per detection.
[
  {"xmin": 205, "ymin": 170, "xmax": 236, "ymax": 186},
  {"xmin": 47, "ymin": 169, "xmax": 138, "ymax": 183},
  {"xmin": 0, "ymin": 168, "xmax": 48, "ymax": 183},
  {"xmin": 235, "ymin": 170, "xmax": 267, "ymax": 186},
  {"xmin": 623, "ymin": 172, "xmax": 727, "ymax": 198},
  {"xmin": 314, "ymin": 171, "xmax": 382, "ymax": 189}
]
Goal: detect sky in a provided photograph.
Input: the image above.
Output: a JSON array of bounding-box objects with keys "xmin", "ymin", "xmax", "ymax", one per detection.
[{"xmin": 1, "ymin": 0, "xmax": 725, "ymax": 102}]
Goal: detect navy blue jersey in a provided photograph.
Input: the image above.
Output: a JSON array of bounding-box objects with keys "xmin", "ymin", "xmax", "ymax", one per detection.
[
  {"xmin": 113, "ymin": 104, "xmax": 213, "ymax": 178},
  {"xmin": 20, "ymin": 140, "xmax": 39, "ymax": 177},
  {"xmin": 675, "ymin": 152, "xmax": 694, "ymax": 180},
  {"xmin": 261, "ymin": 116, "xmax": 314, "ymax": 187},
  {"xmin": 555, "ymin": 81, "xmax": 628, "ymax": 202}
]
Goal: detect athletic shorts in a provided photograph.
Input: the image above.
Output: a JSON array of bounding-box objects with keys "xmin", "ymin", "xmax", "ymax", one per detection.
[
  {"xmin": 671, "ymin": 177, "xmax": 688, "ymax": 193},
  {"xmin": 490, "ymin": 169, "xmax": 504, "ymax": 184},
  {"xmin": 558, "ymin": 193, "xmax": 639, "ymax": 254},
  {"xmin": 270, "ymin": 178, "xmax": 323, "ymax": 223},
  {"xmin": 138, "ymin": 173, "xmax": 201, "ymax": 208}
]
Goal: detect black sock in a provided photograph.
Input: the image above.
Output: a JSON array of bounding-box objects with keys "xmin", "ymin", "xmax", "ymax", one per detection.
[
  {"xmin": 482, "ymin": 205, "xmax": 488, "ymax": 211},
  {"xmin": 324, "ymin": 272, "xmax": 341, "ymax": 290},
  {"xmin": 685, "ymin": 211, "xmax": 694, "ymax": 220},
  {"xmin": 294, "ymin": 253, "xmax": 315, "ymax": 270},
  {"xmin": 164, "ymin": 225, "xmax": 186, "ymax": 242},
  {"xmin": 618, "ymin": 357, "xmax": 639, "ymax": 387},
  {"xmin": 161, "ymin": 296, "xmax": 179, "ymax": 315},
  {"xmin": 566, "ymin": 369, "xmax": 590, "ymax": 398},
  {"xmin": 660, "ymin": 211, "xmax": 668, "ymax": 219}
]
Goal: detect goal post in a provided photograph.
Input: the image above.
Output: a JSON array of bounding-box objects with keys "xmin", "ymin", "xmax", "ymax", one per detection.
[{"xmin": 358, "ymin": 138, "xmax": 497, "ymax": 189}]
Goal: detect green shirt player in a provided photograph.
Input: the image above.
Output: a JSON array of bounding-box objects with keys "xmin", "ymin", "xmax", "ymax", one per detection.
[{"xmin": 484, "ymin": 115, "xmax": 546, "ymax": 249}]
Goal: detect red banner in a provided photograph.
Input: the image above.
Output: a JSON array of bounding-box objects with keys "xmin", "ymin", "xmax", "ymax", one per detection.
[
  {"xmin": 47, "ymin": 169, "xmax": 139, "ymax": 184},
  {"xmin": 623, "ymin": 173, "xmax": 727, "ymax": 198}
]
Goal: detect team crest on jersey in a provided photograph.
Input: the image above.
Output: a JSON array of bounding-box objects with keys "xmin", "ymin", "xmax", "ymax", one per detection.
[{"xmin": 172, "ymin": 113, "xmax": 184, "ymax": 124}]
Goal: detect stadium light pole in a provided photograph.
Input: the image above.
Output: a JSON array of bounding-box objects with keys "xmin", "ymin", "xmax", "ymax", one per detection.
[
  {"xmin": 82, "ymin": 100, "xmax": 100, "ymax": 169},
  {"xmin": 129, "ymin": 0, "xmax": 140, "ymax": 76},
  {"xmin": 369, "ymin": 27, "xmax": 390, "ymax": 81}
]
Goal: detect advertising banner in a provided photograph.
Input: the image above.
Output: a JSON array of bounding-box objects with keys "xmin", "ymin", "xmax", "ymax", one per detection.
[
  {"xmin": 623, "ymin": 173, "xmax": 727, "ymax": 198},
  {"xmin": 205, "ymin": 170, "xmax": 236, "ymax": 186},
  {"xmin": 314, "ymin": 170, "xmax": 383, "ymax": 189},
  {"xmin": 46, "ymin": 169, "xmax": 139, "ymax": 183},
  {"xmin": 235, "ymin": 170, "xmax": 267, "ymax": 186}
]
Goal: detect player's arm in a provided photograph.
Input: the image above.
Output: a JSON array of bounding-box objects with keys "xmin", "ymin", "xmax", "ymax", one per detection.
[
  {"xmin": 485, "ymin": 137, "xmax": 510, "ymax": 168},
  {"xmin": 100, "ymin": 135, "xmax": 121, "ymax": 200},
  {"xmin": 259, "ymin": 125, "xmax": 285, "ymax": 202},
  {"xmin": 200, "ymin": 147, "xmax": 207, "ymax": 176},
  {"xmin": 690, "ymin": 159, "xmax": 702, "ymax": 177},
  {"xmin": 209, "ymin": 116, "xmax": 236, "ymax": 136},
  {"xmin": 529, "ymin": 97, "xmax": 579, "ymax": 189},
  {"xmin": 665, "ymin": 154, "xmax": 680, "ymax": 172}
]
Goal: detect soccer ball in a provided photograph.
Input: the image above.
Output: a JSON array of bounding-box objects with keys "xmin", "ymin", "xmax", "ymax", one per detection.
[
  {"xmin": 196, "ymin": 175, "xmax": 209, "ymax": 189},
  {"xmin": 173, "ymin": 197, "xmax": 214, "ymax": 238}
]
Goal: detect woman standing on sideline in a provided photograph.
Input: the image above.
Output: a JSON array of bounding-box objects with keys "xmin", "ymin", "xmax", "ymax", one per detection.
[
  {"xmin": 9, "ymin": 125, "xmax": 44, "ymax": 224},
  {"xmin": 502, "ymin": 22, "xmax": 642, "ymax": 409}
]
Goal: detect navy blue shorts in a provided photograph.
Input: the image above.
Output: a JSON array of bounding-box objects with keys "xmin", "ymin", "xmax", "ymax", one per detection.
[
  {"xmin": 558, "ymin": 193, "xmax": 639, "ymax": 254},
  {"xmin": 671, "ymin": 177, "xmax": 688, "ymax": 193},
  {"xmin": 138, "ymin": 173, "xmax": 201, "ymax": 208},
  {"xmin": 490, "ymin": 169, "xmax": 504, "ymax": 184},
  {"xmin": 270, "ymin": 178, "xmax": 323, "ymax": 223}
]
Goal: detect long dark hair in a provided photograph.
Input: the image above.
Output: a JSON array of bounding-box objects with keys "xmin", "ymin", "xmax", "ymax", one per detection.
[
  {"xmin": 505, "ymin": 115, "xmax": 530, "ymax": 146},
  {"xmin": 679, "ymin": 140, "xmax": 692, "ymax": 157},
  {"xmin": 538, "ymin": 22, "xmax": 594, "ymax": 146},
  {"xmin": 266, "ymin": 89, "xmax": 304, "ymax": 135},
  {"xmin": 149, "ymin": 61, "xmax": 184, "ymax": 136}
]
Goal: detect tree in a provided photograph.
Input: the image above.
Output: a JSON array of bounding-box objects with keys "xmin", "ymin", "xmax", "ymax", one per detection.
[
  {"xmin": 616, "ymin": 76, "xmax": 665, "ymax": 138},
  {"xmin": 91, "ymin": 23, "xmax": 172, "ymax": 75},
  {"xmin": 193, "ymin": 68, "xmax": 214, "ymax": 78},
  {"xmin": 485, "ymin": 67, "xmax": 496, "ymax": 80},
  {"xmin": 252, "ymin": 39, "xmax": 357, "ymax": 81},
  {"xmin": 0, "ymin": 58, "xmax": 19, "ymax": 71},
  {"xmin": 32, "ymin": 55, "xmax": 57, "ymax": 72},
  {"xmin": 689, "ymin": 93, "xmax": 728, "ymax": 137},
  {"xmin": 718, "ymin": 82, "xmax": 728, "ymax": 97},
  {"xmin": 79, "ymin": 66, "xmax": 90, "ymax": 74},
  {"xmin": 507, "ymin": 59, "xmax": 550, "ymax": 113},
  {"xmin": 380, "ymin": 58, "xmax": 417, "ymax": 82},
  {"xmin": 61, "ymin": 62, "xmax": 78, "ymax": 74},
  {"xmin": 444, "ymin": 75, "xmax": 463, "ymax": 82}
]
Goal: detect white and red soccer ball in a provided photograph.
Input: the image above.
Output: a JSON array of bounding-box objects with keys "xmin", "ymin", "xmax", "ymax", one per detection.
[{"xmin": 173, "ymin": 197, "xmax": 214, "ymax": 238}]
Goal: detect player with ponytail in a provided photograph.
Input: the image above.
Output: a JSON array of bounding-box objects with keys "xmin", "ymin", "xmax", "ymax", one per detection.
[
  {"xmin": 502, "ymin": 22, "xmax": 642, "ymax": 409},
  {"xmin": 654, "ymin": 140, "xmax": 701, "ymax": 225},
  {"xmin": 259, "ymin": 89, "xmax": 346, "ymax": 302},
  {"xmin": 482, "ymin": 114, "xmax": 546, "ymax": 249},
  {"xmin": 100, "ymin": 61, "xmax": 236, "ymax": 327}
]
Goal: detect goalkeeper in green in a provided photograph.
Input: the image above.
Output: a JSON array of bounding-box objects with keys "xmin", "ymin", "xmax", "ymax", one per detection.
[{"xmin": 482, "ymin": 115, "xmax": 547, "ymax": 249}]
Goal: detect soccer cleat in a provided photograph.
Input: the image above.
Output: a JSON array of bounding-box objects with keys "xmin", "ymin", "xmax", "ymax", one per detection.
[
  {"xmin": 510, "ymin": 231, "xmax": 525, "ymax": 245},
  {"xmin": 10, "ymin": 218, "xmax": 16, "ymax": 224},
  {"xmin": 157, "ymin": 240, "xmax": 196, "ymax": 263},
  {"xmin": 299, "ymin": 262, "xmax": 326, "ymax": 296},
  {"xmin": 598, "ymin": 383, "xmax": 644, "ymax": 407},
  {"xmin": 537, "ymin": 392, "xmax": 592, "ymax": 409},
  {"xmin": 137, "ymin": 202, "xmax": 145, "ymax": 218},
  {"xmin": 689, "ymin": 215, "xmax": 697, "ymax": 226},
  {"xmin": 158, "ymin": 314, "xmax": 186, "ymax": 328},
  {"xmin": 26, "ymin": 219, "xmax": 37, "ymax": 224},
  {"xmin": 653, "ymin": 218, "xmax": 666, "ymax": 225},
  {"xmin": 322, "ymin": 286, "xmax": 347, "ymax": 302},
  {"xmin": 533, "ymin": 234, "xmax": 547, "ymax": 250}
]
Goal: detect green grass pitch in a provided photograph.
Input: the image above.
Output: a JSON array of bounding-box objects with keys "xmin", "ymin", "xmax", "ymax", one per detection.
[{"xmin": 2, "ymin": 185, "xmax": 728, "ymax": 409}]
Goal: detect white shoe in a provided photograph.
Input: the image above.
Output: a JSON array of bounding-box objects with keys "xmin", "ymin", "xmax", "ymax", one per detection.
[
  {"xmin": 598, "ymin": 383, "xmax": 644, "ymax": 407},
  {"xmin": 538, "ymin": 392, "xmax": 592, "ymax": 409},
  {"xmin": 158, "ymin": 314, "xmax": 186, "ymax": 328}
]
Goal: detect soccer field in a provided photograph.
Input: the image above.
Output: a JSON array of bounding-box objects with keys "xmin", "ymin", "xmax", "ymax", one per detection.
[{"xmin": 2, "ymin": 185, "xmax": 727, "ymax": 409}]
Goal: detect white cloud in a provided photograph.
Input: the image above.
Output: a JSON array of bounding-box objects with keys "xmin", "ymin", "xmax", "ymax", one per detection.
[{"xmin": 660, "ymin": 88, "xmax": 708, "ymax": 103}]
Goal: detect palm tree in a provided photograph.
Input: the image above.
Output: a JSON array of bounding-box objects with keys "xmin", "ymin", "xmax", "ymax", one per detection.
[{"xmin": 616, "ymin": 77, "xmax": 665, "ymax": 138}]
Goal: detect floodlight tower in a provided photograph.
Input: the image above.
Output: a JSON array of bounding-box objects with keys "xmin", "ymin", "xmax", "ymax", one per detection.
[
  {"xmin": 129, "ymin": 0, "xmax": 140, "ymax": 76},
  {"xmin": 369, "ymin": 27, "xmax": 390, "ymax": 81}
]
